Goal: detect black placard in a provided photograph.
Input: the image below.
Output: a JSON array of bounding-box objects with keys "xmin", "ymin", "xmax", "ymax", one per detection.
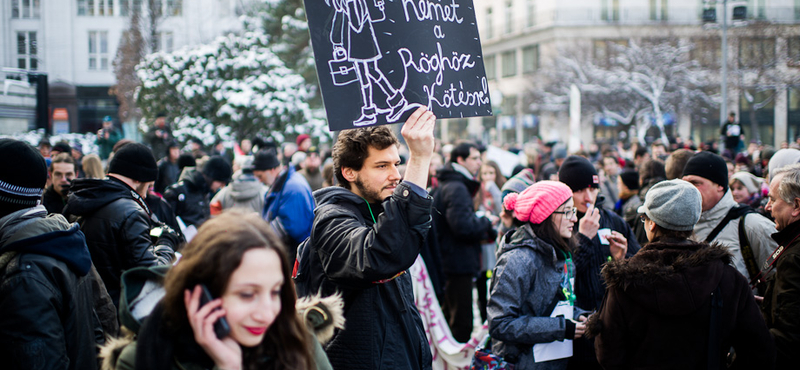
[{"xmin": 305, "ymin": 0, "xmax": 492, "ymax": 131}]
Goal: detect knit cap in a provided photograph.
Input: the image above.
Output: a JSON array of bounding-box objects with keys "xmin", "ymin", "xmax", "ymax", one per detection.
[
  {"xmin": 637, "ymin": 179, "xmax": 702, "ymax": 231},
  {"xmin": 503, "ymin": 180, "xmax": 573, "ymax": 224},
  {"xmin": 0, "ymin": 139, "xmax": 47, "ymax": 208},
  {"xmin": 558, "ymin": 155, "xmax": 600, "ymax": 192},
  {"xmin": 768, "ymin": 149, "xmax": 800, "ymax": 181},
  {"xmin": 108, "ymin": 142, "xmax": 158, "ymax": 182},
  {"xmin": 730, "ymin": 171, "xmax": 763, "ymax": 195},
  {"xmin": 253, "ymin": 149, "xmax": 280, "ymax": 171},
  {"xmin": 202, "ymin": 156, "xmax": 233, "ymax": 183},
  {"xmin": 619, "ymin": 170, "xmax": 640, "ymax": 191},
  {"xmin": 682, "ymin": 151, "xmax": 728, "ymax": 191},
  {"xmin": 500, "ymin": 168, "xmax": 536, "ymax": 203}
]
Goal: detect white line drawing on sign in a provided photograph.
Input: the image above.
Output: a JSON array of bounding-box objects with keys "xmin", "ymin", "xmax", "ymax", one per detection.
[{"xmin": 327, "ymin": 0, "xmax": 419, "ymax": 126}]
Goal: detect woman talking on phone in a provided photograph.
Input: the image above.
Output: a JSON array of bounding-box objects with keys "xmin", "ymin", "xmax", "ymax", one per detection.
[
  {"xmin": 113, "ymin": 211, "xmax": 331, "ymax": 370},
  {"xmin": 487, "ymin": 181, "xmax": 589, "ymax": 369}
]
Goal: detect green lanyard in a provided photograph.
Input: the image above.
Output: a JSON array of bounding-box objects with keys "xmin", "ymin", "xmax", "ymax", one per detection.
[
  {"xmin": 361, "ymin": 197, "xmax": 377, "ymax": 224},
  {"xmin": 557, "ymin": 249, "xmax": 576, "ymax": 306}
]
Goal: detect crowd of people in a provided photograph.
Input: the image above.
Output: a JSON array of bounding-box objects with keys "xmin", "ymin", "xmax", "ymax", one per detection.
[{"xmin": 0, "ymin": 109, "xmax": 798, "ymax": 370}]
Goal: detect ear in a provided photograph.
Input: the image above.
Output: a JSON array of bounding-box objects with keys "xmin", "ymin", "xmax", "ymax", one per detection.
[
  {"xmin": 792, "ymin": 198, "xmax": 800, "ymax": 217},
  {"xmin": 647, "ymin": 218, "xmax": 658, "ymax": 233},
  {"xmin": 341, "ymin": 166, "xmax": 357, "ymax": 183}
]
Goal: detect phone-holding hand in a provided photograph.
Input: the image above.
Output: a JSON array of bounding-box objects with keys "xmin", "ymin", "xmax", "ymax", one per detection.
[
  {"xmin": 573, "ymin": 320, "xmax": 587, "ymax": 339},
  {"xmin": 185, "ymin": 286, "xmax": 242, "ymax": 370},
  {"xmin": 578, "ymin": 203, "xmax": 601, "ymax": 239},
  {"xmin": 607, "ymin": 230, "xmax": 628, "ymax": 261}
]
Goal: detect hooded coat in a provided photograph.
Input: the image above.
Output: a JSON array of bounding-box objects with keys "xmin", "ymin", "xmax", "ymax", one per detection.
[
  {"xmin": 433, "ymin": 163, "xmax": 496, "ymax": 275},
  {"xmin": 294, "ymin": 182, "xmax": 433, "ymax": 370},
  {"xmin": 163, "ymin": 168, "xmax": 212, "ymax": 227},
  {"xmin": 209, "ymin": 172, "xmax": 267, "ymax": 215},
  {"xmin": 64, "ymin": 177, "xmax": 173, "ymax": 308},
  {"xmin": 588, "ymin": 239, "xmax": 775, "ymax": 369},
  {"xmin": 0, "ymin": 206, "xmax": 98, "ymax": 370},
  {"xmin": 488, "ymin": 224, "xmax": 588, "ymax": 370}
]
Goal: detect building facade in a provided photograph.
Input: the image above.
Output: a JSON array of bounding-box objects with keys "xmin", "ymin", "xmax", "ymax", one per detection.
[
  {"xmin": 469, "ymin": 0, "xmax": 800, "ymax": 148},
  {"xmin": 1, "ymin": 0, "xmax": 245, "ymax": 134}
]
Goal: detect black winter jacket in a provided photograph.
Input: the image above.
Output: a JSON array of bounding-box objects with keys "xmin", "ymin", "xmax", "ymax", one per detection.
[
  {"xmin": 294, "ymin": 183, "xmax": 433, "ymax": 370},
  {"xmin": 433, "ymin": 164, "xmax": 496, "ymax": 275},
  {"xmin": 0, "ymin": 207, "xmax": 98, "ymax": 370},
  {"xmin": 589, "ymin": 239, "xmax": 775, "ymax": 369},
  {"xmin": 763, "ymin": 219, "xmax": 800, "ymax": 368},
  {"xmin": 42, "ymin": 185, "xmax": 67, "ymax": 215},
  {"xmin": 163, "ymin": 169, "xmax": 210, "ymax": 227},
  {"xmin": 64, "ymin": 177, "xmax": 173, "ymax": 308}
]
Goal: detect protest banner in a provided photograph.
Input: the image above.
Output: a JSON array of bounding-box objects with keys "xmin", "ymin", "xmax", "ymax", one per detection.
[{"xmin": 305, "ymin": 0, "xmax": 493, "ymax": 131}]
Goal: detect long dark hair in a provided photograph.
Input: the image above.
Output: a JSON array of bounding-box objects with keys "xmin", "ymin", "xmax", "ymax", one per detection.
[{"xmin": 161, "ymin": 211, "xmax": 315, "ymax": 370}]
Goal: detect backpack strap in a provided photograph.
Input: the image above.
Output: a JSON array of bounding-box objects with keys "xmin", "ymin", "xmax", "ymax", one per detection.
[
  {"xmin": 704, "ymin": 205, "xmax": 753, "ymax": 243},
  {"xmin": 737, "ymin": 213, "xmax": 760, "ymax": 282}
]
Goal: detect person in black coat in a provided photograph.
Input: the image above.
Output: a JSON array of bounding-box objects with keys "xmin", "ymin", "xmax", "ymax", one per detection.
[
  {"xmin": 0, "ymin": 139, "xmax": 99, "ymax": 370},
  {"xmin": 433, "ymin": 142, "xmax": 498, "ymax": 343},
  {"xmin": 294, "ymin": 108, "xmax": 436, "ymax": 370},
  {"xmin": 557, "ymin": 155, "xmax": 640, "ymax": 370},
  {"xmin": 589, "ymin": 179, "xmax": 775, "ymax": 369},
  {"xmin": 163, "ymin": 156, "xmax": 232, "ymax": 228},
  {"xmin": 154, "ymin": 140, "xmax": 181, "ymax": 195},
  {"xmin": 41, "ymin": 152, "xmax": 76, "ymax": 215},
  {"xmin": 64, "ymin": 143, "xmax": 181, "ymax": 308}
]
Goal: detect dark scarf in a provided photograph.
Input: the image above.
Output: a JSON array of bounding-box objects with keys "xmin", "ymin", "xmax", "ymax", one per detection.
[{"xmin": 135, "ymin": 302, "xmax": 215, "ymax": 370}]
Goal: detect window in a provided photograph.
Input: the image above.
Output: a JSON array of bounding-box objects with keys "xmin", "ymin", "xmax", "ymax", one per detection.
[
  {"xmin": 522, "ymin": 45, "xmax": 539, "ymax": 74},
  {"xmin": 739, "ymin": 37, "xmax": 776, "ymax": 68},
  {"xmin": 502, "ymin": 50, "xmax": 517, "ymax": 77},
  {"xmin": 166, "ymin": 0, "xmax": 182, "ymax": 16},
  {"xmin": 485, "ymin": 8, "xmax": 493, "ymax": 39},
  {"xmin": 88, "ymin": 31, "xmax": 109, "ymax": 70},
  {"xmin": 120, "ymin": 0, "xmax": 144, "ymax": 16},
  {"xmin": 593, "ymin": 39, "xmax": 628, "ymax": 66},
  {"xmin": 690, "ymin": 37, "xmax": 721, "ymax": 68},
  {"xmin": 650, "ymin": 0, "xmax": 668, "ymax": 21},
  {"xmin": 155, "ymin": 31, "xmax": 174, "ymax": 52},
  {"xmin": 502, "ymin": 95, "xmax": 518, "ymax": 117},
  {"xmin": 602, "ymin": 0, "xmax": 620, "ymax": 21},
  {"xmin": 12, "ymin": 0, "xmax": 40, "ymax": 18},
  {"xmin": 789, "ymin": 37, "xmax": 800, "ymax": 66},
  {"xmin": 504, "ymin": 1, "xmax": 513, "ymax": 34},
  {"xmin": 79, "ymin": 0, "xmax": 115, "ymax": 16},
  {"xmin": 527, "ymin": 0, "xmax": 536, "ymax": 28},
  {"xmin": 485, "ymin": 55, "xmax": 496, "ymax": 80},
  {"xmin": 16, "ymin": 32, "xmax": 38, "ymax": 70}
]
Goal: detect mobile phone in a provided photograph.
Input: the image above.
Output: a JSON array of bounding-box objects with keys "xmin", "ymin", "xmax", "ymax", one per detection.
[{"xmin": 199, "ymin": 284, "xmax": 231, "ymax": 339}]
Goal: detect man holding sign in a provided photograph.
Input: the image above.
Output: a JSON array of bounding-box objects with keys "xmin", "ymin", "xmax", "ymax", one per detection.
[{"xmin": 294, "ymin": 108, "xmax": 436, "ymax": 370}]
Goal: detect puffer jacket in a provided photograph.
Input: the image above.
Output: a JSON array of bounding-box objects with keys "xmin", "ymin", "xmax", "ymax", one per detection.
[
  {"xmin": 64, "ymin": 177, "xmax": 174, "ymax": 308},
  {"xmin": 763, "ymin": 219, "xmax": 800, "ymax": 368},
  {"xmin": 0, "ymin": 206, "xmax": 98, "ymax": 370},
  {"xmin": 163, "ymin": 168, "xmax": 211, "ymax": 227},
  {"xmin": 294, "ymin": 183, "xmax": 433, "ymax": 370},
  {"xmin": 433, "ymin": 163, "xmax": 496, "ymax": 275},
  {"xmin": 488, "ymin": 224, "xmax": 588, "ymax": 370},
  {"xmin": 589, "ymin": 239, "xmax": 775, "ymax": 369},
  {"xmin": 209, "ymin": 172, "xmax": 267, "ymax": 215},
  {"xmin": 692, "ymin": 190, "xmax": 778, "ymax": 280}
]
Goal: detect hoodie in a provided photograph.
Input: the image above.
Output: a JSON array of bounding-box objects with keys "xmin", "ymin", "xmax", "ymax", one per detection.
[
  {"xmin": 0, "ymin": 206, "xmax": 98, "ymax": 370},
  {"xmin": 589, "ymin": 239, "xmax": 775, "ymax": 369}
]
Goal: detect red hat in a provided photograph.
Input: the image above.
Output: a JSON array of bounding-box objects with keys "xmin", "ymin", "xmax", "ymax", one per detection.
[
  {"xmin": 503, "ymin": 181, "xmax": 573, "ymax": 224},
  {"xmin": 296, "ymin": 134, "xmax": 311, "ymax": 147}
]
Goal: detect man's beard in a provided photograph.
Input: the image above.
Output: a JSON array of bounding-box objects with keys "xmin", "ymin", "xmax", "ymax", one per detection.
[{"xmin": 353, "ymin": 176, "xmax": 385, "ymax": 204}]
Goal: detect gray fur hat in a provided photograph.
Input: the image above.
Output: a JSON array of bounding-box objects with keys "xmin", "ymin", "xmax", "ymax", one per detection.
[{"xmin": 637, "ymin": 179, "xmax": 702, "ymax": 231}]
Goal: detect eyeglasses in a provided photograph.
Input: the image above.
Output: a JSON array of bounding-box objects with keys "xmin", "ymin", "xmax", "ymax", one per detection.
[{"xmin": 553, "ymin": 207, "xmax": 577, "ymax": 219}]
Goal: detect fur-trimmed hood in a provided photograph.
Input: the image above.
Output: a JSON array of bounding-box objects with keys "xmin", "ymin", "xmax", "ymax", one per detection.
[{"xmin": 600, "ymin": 239, "xmax": 732, "ymax": 316}]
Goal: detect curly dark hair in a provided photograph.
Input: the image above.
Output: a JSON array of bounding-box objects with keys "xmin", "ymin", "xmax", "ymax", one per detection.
[{"xmin": 333, "ymin": 126, "xmax": 398, "ymax": 190}]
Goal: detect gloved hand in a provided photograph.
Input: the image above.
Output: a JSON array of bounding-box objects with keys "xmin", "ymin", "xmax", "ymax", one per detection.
[{"xmin": 154, "ymin": 224, "xmax": 184, "ymax": 250}]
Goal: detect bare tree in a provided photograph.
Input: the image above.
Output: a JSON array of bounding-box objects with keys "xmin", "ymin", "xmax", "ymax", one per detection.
[
  {"xmin": 530, "ymin": 39, "xmax": 714, "ymax": 145},
  {"xmin": 111, "ymin": 7, "xmax": 145, "ymax": 123}
]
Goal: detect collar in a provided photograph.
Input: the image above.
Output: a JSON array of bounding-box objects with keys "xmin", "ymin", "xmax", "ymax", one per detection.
[
  {"xmin": 451, "ymin": 162, "xmax": 476, "ymax": 181},
  {"xmin": 700, "ymin": 190, "xmax": 736, "ymax": 222},
  {"xmin": 772, "ymin": 218, "xmax": 800, "ymax": 246}
]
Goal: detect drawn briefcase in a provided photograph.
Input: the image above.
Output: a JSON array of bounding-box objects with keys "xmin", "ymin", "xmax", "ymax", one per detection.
[{"xmin": 329, "ymin": 49, "xmax": 358, "ymax": 86}]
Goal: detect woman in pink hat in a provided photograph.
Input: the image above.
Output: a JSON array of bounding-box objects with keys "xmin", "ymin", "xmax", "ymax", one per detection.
[{"xmin": 487, "ymin": 181, "xmax": 589, "ymax": 369}]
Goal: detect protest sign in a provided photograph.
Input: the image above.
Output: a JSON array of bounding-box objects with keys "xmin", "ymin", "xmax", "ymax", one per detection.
[{"xmin": 305, "ymin": 0, "xmax": 493, "ymax": 131}]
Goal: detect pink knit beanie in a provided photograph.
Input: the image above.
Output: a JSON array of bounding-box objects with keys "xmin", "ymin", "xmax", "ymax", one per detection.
[{"xmin": 503, "ymin": 180, "xmax": 573, "ymax": 224}]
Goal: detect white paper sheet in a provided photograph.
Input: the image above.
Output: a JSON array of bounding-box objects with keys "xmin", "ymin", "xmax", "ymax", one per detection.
[{"xmin": 532, "ymin": 301, "xmax": 574, "ymax": 362}]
